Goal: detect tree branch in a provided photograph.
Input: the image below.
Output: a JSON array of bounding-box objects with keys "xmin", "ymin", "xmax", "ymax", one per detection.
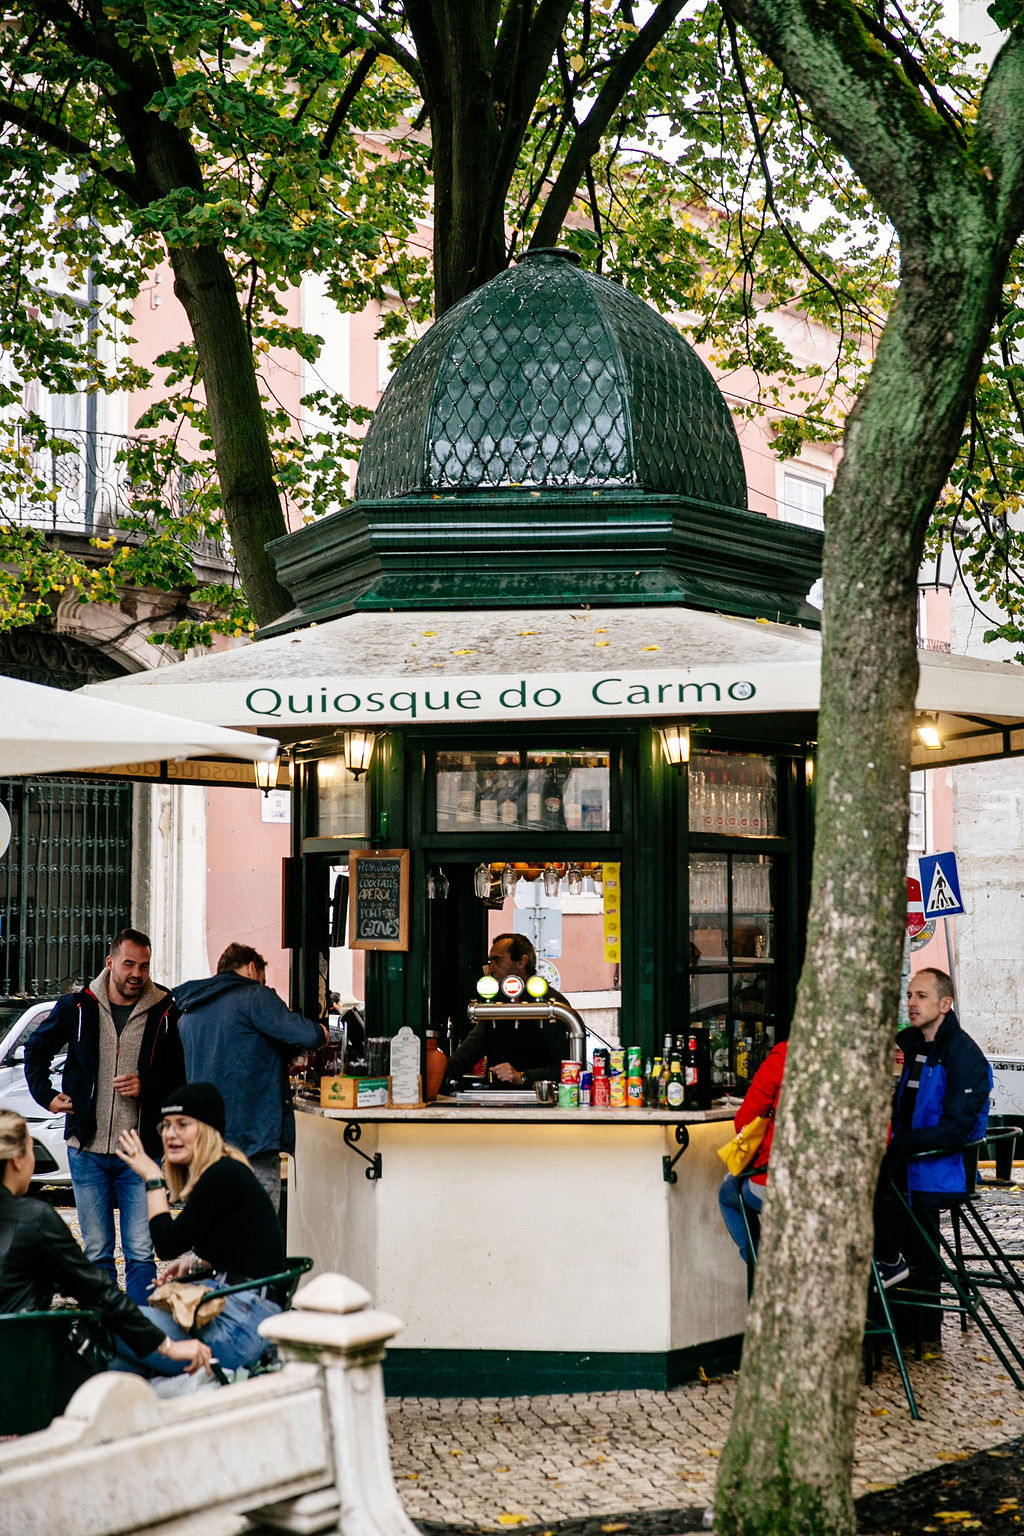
[
  {"xmin": 0, "ymin": 98, "xmax": 147, "ymax": 204},
  {"xmin": 718, "ymin": 0, "xmax": 976, "ymax": 251},
  {"xmin": 530, "ymin": 0, "xmax": 687, "ymax": 249}
]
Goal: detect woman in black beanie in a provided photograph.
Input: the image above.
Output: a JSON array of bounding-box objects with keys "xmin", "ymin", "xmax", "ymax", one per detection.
[{"xmin": 115, "ymin": 1081, "xmax": 285, "ymax": 1381}]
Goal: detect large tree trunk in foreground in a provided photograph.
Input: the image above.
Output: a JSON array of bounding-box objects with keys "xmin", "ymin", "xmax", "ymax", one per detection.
[{"xmin": 713, "ymin": 5, "xmax": 1024, "ymax": 1532}]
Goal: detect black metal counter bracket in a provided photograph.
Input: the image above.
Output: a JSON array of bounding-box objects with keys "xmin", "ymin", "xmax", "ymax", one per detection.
[
  {"xmin": 663, "ymin": 1124, "xmax": 690, "ymax": 1183},
  {"xmin": 344, "ymin": 1121, "xmax": 382, "ymax": 1181}
]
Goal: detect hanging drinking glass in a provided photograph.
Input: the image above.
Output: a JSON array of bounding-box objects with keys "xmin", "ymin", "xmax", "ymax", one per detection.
[
  {"xmin": 426, "ymin": 868, "xmax": 438, "ymax": 900},
  {"xmin": 543, "ymin": 863, "xmax": 561, "ymax": 897},
  {"xmin": 500, "ymin": 863, "xmax": 518, "ymax": 897},
  {"xmin": 567, "ymin": 863, "xmax": 584, "ymax": 896},
  {"xmin": 436, "ymin": 867, "xmax": 450, "ymax": 900},
  {"xmin": 474, "ymin": 862, "xmax": 491, "ymax": 899},
  {"xmin": 590, "ymin": 864, "xmax": 604, "ymax": 896}
]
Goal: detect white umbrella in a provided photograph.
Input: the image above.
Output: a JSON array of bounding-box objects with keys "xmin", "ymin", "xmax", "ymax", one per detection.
[{"xmin": 2, "ymin": 673, "xmax": 279, "ymax": 777}]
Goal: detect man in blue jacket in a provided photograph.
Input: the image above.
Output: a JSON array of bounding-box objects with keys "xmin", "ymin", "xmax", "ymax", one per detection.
[
  {"xmin": 174, "ymin": 944, "xmax": 327, "ymax": 1210},
  {"xmin": 874, "ymin": 967, "xmax": 992, "ymax": 1288}
]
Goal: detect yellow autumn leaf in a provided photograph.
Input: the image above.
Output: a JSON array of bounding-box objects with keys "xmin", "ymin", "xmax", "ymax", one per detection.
[
  {"xmin": 933, "ymin": 1517, "xmax": 977, "ymax": 1524},
  {"xmin": 569, "ymin": 52, "xmax": 585, "ymax": 70},
  {"xmin": 422, "ymin": 630, "xmax": 437, "ymax": 636},
  {"xmin": 498, "ymin": 1516, "xmax": 528, "ymax": 1526},
  {"xmin": 595, "ymin": 640, "xmax": 609, "ymax": 647},
  {"xmin": 641, "ymin": 644, "xmax": 660, "ymax": 651},
  {"xmin": 451, "ymin": 648, "xmax": 477, "ymax": 655},
  {"xmin": 934, "ymin": 1451, "xmax": 970, "ymax": 1461}
]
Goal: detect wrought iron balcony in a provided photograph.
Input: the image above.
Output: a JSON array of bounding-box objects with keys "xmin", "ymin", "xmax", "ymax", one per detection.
[{"xmin": 1, "ymin": 426, "xmax": 232, "ymax": 573}]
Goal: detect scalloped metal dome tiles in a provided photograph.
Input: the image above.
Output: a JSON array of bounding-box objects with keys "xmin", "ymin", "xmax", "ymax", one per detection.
[{"xmin": 355, "ymin": 249, "xmax": 747, "ymax": 509}]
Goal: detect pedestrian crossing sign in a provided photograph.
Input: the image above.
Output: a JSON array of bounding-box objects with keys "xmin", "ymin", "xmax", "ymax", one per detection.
[{"xmin": 919, "ymin": 850, "xmax": 965, "ymax": 918}]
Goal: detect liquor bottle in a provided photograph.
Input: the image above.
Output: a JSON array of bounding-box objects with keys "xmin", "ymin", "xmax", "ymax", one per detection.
[
  {"xmin": 543, "ymin": 762, "xmax": 565, "ymax": 828},
  {"xmin": 666, "ymin": 1048, "xmax": 685, "ymax": 1110},
  {"xmin": 456, "ymin": 755, "xmax": 477, "ymax": 824},
  {"xmin": 479, "ymin": 772, "xmax": 498, "ymax": 824},
  {"xmin": 689, "ymin": 1025, "xmax": 711, "ymax": 1110},
  {"xmin": 498, "ymin": 770, "xmax": 519, "ymax": 825},
  {"xmin": 646, "ymin": 1055, "xmax": 662, "ymax": 1108},
  {"xmin": 526, "ymin": 767, "xmax": 544, "ymax": 827},
  {"xmin": 658, "ymin": 1034, "xmax": 673, "ymax": 1106},
  {"xmin": 710, "ymin": 1014, "xmax": 729, "ymax": 1089}
]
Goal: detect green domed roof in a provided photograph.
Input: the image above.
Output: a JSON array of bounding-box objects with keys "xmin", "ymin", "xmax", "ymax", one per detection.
[{"xmin": 355, "ymin": 248, "xmax": 746, "ymax": 507}]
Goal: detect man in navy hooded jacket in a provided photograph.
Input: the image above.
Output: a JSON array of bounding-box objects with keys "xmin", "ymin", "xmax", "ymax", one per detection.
[
  {"xmin": 874, "ymin": 966, "xmax": 992, "ymax": 1287},
  {"xmin": 174, "ymin": 944, "xmax": 327, "ymax": 1210}
]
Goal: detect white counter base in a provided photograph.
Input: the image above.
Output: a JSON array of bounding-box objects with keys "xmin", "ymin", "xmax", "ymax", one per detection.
[{"xmin": 289, "ymin": 1105, "xmax": 748, "ymax": 1395}]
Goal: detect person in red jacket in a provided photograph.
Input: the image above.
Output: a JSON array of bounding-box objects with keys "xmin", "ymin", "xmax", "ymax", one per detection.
[{"xmin": 718, "ymin": 1040, "xmax": 788, "ymax": 1263}]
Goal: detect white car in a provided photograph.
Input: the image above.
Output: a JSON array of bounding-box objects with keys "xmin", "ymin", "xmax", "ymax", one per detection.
[{"xmin": 0, "ymin": 1000, "xmax": 69, "ymax": 1187}]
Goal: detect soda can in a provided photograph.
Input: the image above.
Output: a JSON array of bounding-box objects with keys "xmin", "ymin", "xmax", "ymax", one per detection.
[
  {"xmin": 610, "ymin": 1074, "xmax": 628, "ymax": 1108},
  {"xmin": 580, "ymin": 1071, "xmax": 593, "ymax": 1107},
  {"xmin": 610, "ymin": 1048, "xmax": 626, "ymax": 1078},
  {"xmin": 557, "ymin": 1082, "xmax": 579, "ymax": 1110},
  {"xmin": 626, "ymin": 1074, "xmax": 644, "ymax": 1106},
  {"xmin": 626, "ymin": 1044, "xmax": 642, "ymax": 1076},
  {"xmin": 592, "ymin": 1049, "xmax": 610, "ymax": 1078},
  {"xmin": 561, "ymin": 1059, "xmax": 582, "ymax": 1084},
  {"xmin": 593, "ymin": 1075, "xmax": 611, "ymax": 1107}
]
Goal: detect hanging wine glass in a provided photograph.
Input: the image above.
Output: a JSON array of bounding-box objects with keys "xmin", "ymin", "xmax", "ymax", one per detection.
[
  {"xmin": 500, "ymin": 863, "xmax": 518, "ymax": 897},
  {"xmin": 474, "ymin": 862, "xmax": 491, "ymax": 899},
  {"xmin": 543, "ymin": 863, "xmax": 561, "ymax": 897},
  {"xmin": 567, "ymin": 863, "xmax": 584, "ymax": 896},
  {"xmin": 591, "ymin": 864, "xmax": 604, "ymax": 897}
]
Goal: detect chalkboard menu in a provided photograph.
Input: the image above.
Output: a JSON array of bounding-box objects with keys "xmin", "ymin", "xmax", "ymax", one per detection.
[{"xmin": 349, "ymin": 849, "xmax": 410, "ymax": 951}]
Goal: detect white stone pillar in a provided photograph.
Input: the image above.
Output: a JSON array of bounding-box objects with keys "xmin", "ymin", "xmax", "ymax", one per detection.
[{"xmin": 131, "ymin": 782, "xmax": 209, "ymax": 986}]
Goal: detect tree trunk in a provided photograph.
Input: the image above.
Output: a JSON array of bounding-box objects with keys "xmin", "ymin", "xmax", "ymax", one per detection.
[
  {"xmin": 169, "ymin": 244, "xmax": 294, "ymax": 628},
  {"xmin": 712, "ymin": 7, "xmax": 1024, "ymax": 1531}
]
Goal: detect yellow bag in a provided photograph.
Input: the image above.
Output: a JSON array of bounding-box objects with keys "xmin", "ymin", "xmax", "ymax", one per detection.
[
  {"xmin": 716, "ymin": 1114, "xmax": 772, "ymax": 1177},
  {"xmin": 149, "ymin": 1280, "xmax": 227, "ymax": 1331}
]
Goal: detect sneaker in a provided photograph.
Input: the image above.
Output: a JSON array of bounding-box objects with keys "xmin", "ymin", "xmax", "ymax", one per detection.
[{"xmin": 876, "ymin": 1254, "xmax": 910, "ymax": 1290}]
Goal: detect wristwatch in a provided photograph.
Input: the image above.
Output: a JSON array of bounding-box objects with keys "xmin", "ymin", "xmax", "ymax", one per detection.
[{"xmin": 145, "ymin": 1177, "xmax": 167, "ymax": 1191}]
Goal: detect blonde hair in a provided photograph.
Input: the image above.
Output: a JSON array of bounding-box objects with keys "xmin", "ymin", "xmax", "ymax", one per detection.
[
  {"xmin": 162, "ymin": 1119, "xmax": 250, "ymax": 1202},
  {"xmin": 0, "ymin": 1110, "xmax": 30, "ymax": 1162}
]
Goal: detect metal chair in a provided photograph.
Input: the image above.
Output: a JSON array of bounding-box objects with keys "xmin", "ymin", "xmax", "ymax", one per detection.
[
  {"xmin": 0, "ymin": 1307, "xmax": 110, "ymax": 1435},
  {"xmin": 884, "ymin": 1135, "xmax": 1024, "ymax": 1391},
  {"xmin": 737, "ymin": 1173, "xmax": 918, "ymax": 1417}
]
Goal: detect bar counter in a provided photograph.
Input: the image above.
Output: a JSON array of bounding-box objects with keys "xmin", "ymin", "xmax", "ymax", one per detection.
[{"xmin": 290, "ymin": 1099, "xmax": 747, "ymax": 1395}]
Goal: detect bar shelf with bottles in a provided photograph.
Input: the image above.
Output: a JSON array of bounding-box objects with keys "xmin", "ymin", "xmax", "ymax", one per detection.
[{"xmin": 688, "ymin": 750, "xmax": 781, "ymax": 1097}]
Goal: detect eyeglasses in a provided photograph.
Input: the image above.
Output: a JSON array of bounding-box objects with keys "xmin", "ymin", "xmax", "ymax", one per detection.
[{"xmin": 157, "ymin": 1116, "xmax": 197, "ymax": 1136}]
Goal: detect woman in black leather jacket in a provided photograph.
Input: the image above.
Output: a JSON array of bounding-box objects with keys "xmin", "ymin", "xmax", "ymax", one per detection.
[{"xmin": 0, "ymin": 1110, "xmax": 210, "ymax": 1379}]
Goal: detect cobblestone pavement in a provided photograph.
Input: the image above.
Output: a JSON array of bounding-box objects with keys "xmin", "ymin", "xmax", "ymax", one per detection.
[{"xmin": 386, "ymin": 1181, "xmax": 1024, "ymax": 1533}]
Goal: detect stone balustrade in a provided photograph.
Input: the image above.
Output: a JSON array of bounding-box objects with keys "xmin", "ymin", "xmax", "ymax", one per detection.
[{"xmin": 0, "ymin": 1273, "xmax": 419, "ymax": 1536}]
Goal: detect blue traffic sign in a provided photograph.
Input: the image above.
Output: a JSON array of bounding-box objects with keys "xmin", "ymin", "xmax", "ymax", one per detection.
[{"xmin": 919, "ymin": 851, "xmax": 965, "ymax": 919}]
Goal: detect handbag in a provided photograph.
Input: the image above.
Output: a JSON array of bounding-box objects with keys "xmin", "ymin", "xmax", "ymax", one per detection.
[
  {"xmin": 717, "ymin": 1113, "xmax": 772, "ymax": 1177},
  {"xmin": 149, "ymin": 1280, "xmax": 227, "ymax": 1331}
]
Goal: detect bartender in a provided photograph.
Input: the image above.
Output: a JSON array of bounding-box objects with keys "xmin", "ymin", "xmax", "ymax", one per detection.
[{"xmin": 446, "ymin": 934, "xmax": 573, "ymax": 1086}]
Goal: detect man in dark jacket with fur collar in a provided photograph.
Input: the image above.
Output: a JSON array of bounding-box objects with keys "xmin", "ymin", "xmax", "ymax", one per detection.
[
  {"xmin": 174, "ymin": 943, "xmax": 326, "ymax": 1211},
  {"xmin": 25, "ymin": 927, "xmax": 183, "ymax": 1303}
]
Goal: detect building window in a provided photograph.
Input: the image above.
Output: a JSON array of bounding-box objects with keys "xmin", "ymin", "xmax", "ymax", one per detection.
[
  {"xmin": 908, "ymin": 772, "xmax": 927, "ymax": 854},
  {"xmin": 781, "ymin": 472, "xmax": 826, "ymax": 530}
]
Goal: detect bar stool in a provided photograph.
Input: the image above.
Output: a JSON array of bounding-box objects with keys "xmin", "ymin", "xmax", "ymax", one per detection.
[
  {"xmin": 736, "ymin": 1171, "xmax": 919, "ymax": 1417},
  {"xmin": 884, "ymin": 1134, "xmax": 1024, "ymax": 1391}
]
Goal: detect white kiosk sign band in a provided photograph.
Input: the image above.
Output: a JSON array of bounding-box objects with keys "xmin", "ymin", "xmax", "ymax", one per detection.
[{"xmin": 239, "ymin": 671, "xmax": 778, "ymax": 726}]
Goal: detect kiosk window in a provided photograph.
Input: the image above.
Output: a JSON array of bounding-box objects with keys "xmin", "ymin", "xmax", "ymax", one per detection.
[{"xmin": 435, "ymin": 749, "xmax": 611, "ymax": 832}]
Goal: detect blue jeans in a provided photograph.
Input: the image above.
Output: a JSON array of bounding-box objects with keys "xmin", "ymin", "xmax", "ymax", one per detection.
[
  {"xmin": 113, "ymin": 1289, "xmax": 282, "ymax": 1378},
  {"xmin": 68, "ymin": 1145, "xmax": 155, "ymax": 1304},
  {"xmin": 718, "ymin": 1172, "xmax": 765, "ymax": 1264}
]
